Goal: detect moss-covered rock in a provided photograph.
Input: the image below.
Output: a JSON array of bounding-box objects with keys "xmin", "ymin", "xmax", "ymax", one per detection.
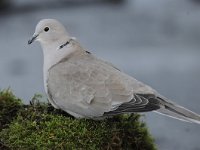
[
  {"xmin": 0, "ymin": 89, "xmax": 22, "ymax": 131},
  {"xmin": 0, "ymin": 90, "xmax": 157, "ymax": 150}
]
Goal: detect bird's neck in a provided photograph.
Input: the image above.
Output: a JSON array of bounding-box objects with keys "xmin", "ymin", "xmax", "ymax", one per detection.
[
  {"xmin": 42, "ymin": 37, "xmax": 76, "ymax": 72},
  {"xmin": 42, "ymin": 37, "xmax": 79, "ymax": 93}
]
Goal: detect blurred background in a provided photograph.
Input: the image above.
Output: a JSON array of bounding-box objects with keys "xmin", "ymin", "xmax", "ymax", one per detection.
[{"xmin": 0, "ymin": 0, "xmax": 200, "ymax": 149}]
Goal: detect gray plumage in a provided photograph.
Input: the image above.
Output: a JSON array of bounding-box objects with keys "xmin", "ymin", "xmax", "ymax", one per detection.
[
  {"xmin": 29, "ymin": 19, "xmax": 200, "ymax": 124},
  {"xmin": 47, "ymin": 40, "xmax": 200, "ymax": 123}
]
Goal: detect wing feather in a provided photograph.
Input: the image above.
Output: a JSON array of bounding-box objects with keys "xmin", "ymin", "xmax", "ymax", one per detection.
[
  {"xmin": 104, "ymin": 94, "xmax": 161, "ymax": 116},
  {"xmin": 47, "ymin": 51, "xmax": 160, "ymax": 118}
]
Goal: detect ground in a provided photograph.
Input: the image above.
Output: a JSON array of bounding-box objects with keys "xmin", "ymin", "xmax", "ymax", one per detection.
[{"xmin": 0, "ymin": 89, "xmax": 156, "ymax": 150}]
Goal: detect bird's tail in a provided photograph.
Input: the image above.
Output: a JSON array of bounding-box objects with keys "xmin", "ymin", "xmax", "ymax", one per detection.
[{"xmin": 155, "ymin": 97, "xmax": 200, "ymax": 124}]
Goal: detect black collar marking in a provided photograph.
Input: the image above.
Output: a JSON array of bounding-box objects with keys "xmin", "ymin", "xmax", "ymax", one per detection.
[
  {"xmin": 59, "ymin": 39, "xmax": 71, "ymax": 50},
  {"xmin": 85, "ymin": 50, "xmax": 91, "ymax": 54}
]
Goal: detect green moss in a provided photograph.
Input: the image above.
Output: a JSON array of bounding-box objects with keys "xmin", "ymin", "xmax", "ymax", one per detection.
[
  {"xmin": 0, "ymin": 89, "xmax": 22, "ymax": 130},
  {"xmin": 0, "ymin": 90, "xmax": 157, "ymax": 150}
]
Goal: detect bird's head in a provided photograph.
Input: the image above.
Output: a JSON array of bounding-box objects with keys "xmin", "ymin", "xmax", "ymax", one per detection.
[{"xmin": 28, "ymin": 19, "xmax": 70, "ymax": 46}]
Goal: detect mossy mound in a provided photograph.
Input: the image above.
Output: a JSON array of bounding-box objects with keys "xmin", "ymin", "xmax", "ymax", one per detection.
[
  {"xmin": 0, "ymin": 90, "xmax": 22, "ymax": 131},
  {"xmin": 0, "ymin": 90, "xmax": 157, "ymax": 150}
]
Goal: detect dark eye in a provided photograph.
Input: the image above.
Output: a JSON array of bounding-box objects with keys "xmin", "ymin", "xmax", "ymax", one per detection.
[{"xmin": 44, "ymin": 27, "xmax": 49, "ymax": 32}]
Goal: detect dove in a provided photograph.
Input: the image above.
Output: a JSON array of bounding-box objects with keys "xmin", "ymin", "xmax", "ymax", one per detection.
[{"xmin": 28, "ymin": 19, "xmax": 200, "ymax": 124}]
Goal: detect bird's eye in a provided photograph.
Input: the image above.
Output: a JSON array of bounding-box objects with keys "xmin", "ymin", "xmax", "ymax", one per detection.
[{"xmin": 44, "ymin": 27, "xmax": 49, "ymax": 32}]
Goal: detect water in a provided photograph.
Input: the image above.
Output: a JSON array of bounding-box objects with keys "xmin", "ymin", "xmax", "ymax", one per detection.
[{"xmin": 0, "ymin": 0, "xmax": 200, "ymax": 149}]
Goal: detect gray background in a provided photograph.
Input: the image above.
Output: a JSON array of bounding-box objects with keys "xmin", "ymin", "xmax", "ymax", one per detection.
[{"xmin": 0, "ymin": 0, "xmax": 200, "ymax": 149}]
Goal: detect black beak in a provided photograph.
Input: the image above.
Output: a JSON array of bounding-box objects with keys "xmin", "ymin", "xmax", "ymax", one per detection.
[{"xmin": 28, "ymin": 34, "xmax": 38, "ymax": 45}]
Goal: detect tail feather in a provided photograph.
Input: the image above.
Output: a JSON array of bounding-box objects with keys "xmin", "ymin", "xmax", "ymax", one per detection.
[{"xmin": 156, "ymin": 97, "xmax": 200, "ymax": 124}]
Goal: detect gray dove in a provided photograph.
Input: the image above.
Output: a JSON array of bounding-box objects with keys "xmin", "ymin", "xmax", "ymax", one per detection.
[{"xmin": 28, "ymin": 19, "xmax": 200, "ymax": 124}]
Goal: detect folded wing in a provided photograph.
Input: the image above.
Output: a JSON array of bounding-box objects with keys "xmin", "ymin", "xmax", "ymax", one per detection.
[{"xmin": 47, "ymin": 51, "xmax": 159, "ymax": 118}]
